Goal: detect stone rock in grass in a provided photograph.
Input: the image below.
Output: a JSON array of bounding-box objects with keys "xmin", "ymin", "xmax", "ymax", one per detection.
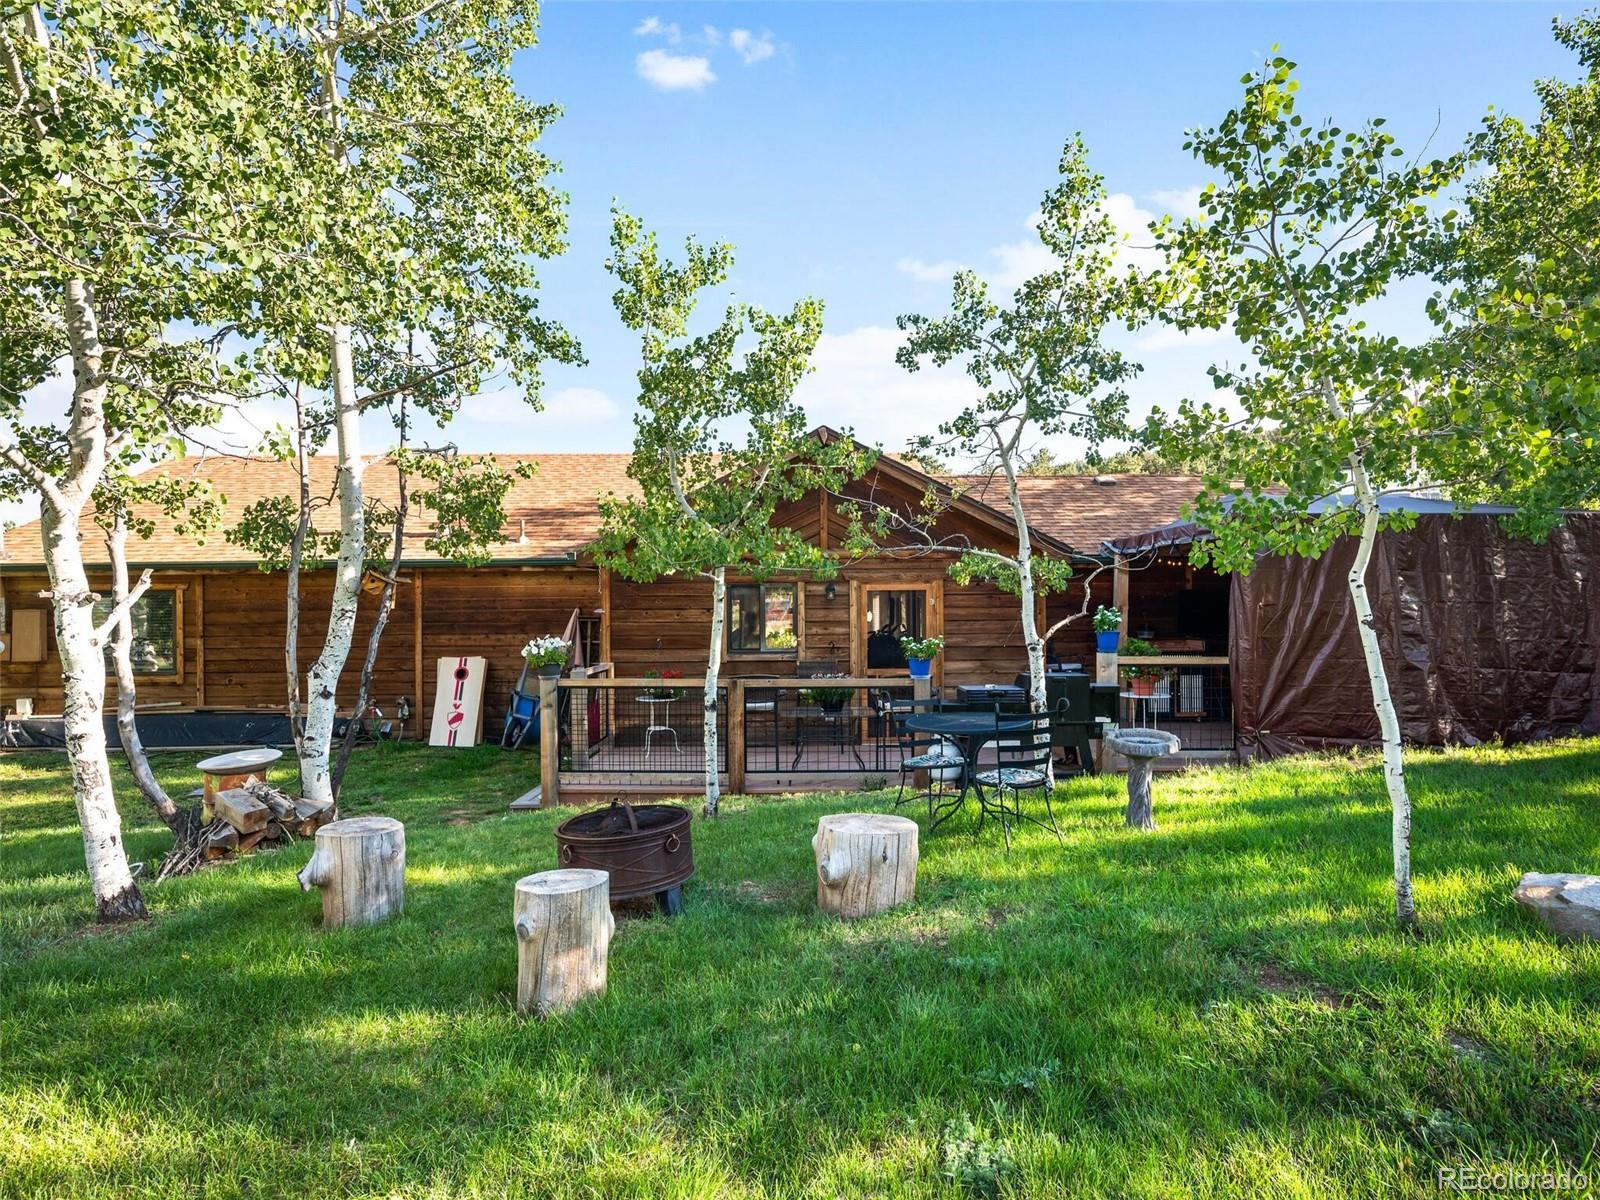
[{"xmin": 1513, "ymin": 873, "xmax": 1600, "ymax": 942}]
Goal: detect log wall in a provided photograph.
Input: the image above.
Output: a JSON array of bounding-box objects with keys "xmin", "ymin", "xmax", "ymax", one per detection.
[{"xmin": 1, "ymin": 565, "xmax": 600, "ymax": 735}]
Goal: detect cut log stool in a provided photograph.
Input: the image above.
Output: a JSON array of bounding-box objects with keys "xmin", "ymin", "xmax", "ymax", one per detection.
[
  {"xmin": 297, "ymin": 816, "xmax": 406, "ymax": 928},
  {"xmin": 514, "ymin": 869, "xmax": 615, "ymax": 1017},
  {"xmin": 812, "ymin": 813, "xmax": 919, "ymax": 919}
]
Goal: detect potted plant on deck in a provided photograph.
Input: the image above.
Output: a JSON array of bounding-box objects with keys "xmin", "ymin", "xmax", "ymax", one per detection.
[
  {"xmin": 1119, "ymin": 637, "xmax": 1163, "ymax": 697},
  {"xmin": 900, "ymin": 635, "xmax": 944, "ymax": 680},
  {"xmin": 642, "ymin": 668, "xmax": 684, "ymax": 701},
  {"xmin": 1094, "ymin": 605, "xmax": 1122, "ymax": 654},
  {"xmin": 522, "ymin": 635, "xmax": 570, "ymax": 680},
  {"xmin": 799, "ymin": 678, "xmax": 855, "ymax": 714}
]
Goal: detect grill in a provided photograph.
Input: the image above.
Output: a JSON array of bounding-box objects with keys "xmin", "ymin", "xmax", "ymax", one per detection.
[{"xmin": 553, "ymin": 800, "xmax": 694, "ymax": 915}]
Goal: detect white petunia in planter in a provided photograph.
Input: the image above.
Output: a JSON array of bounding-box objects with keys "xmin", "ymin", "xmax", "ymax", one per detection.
[
  {"xmin": 899, "ymin": 635, "xmax": 945, "ymax": 680},
  {"xmin": 522, "ymin": 635, "xmax": 570, "ymax": 679}
]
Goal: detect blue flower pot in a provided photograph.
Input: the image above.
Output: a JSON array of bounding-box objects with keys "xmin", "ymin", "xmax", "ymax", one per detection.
[
  {"xmin": 1095, "ymin": 630, "xmax": 1120, "ymax": 654},
  {"xmin": 907, "ymin": 657, "xmax": 933, "ymax": 679}
]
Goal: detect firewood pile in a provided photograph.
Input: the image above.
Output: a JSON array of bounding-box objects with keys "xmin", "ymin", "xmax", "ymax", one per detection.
[{"xmin": 156, "ymin": 781, "xmax": 333, "ymax": 881}]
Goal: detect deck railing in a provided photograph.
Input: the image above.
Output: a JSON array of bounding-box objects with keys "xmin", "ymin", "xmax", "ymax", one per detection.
[
  {"xmin": 535, "ymin": 658, "xmax": 1232, "ymax": 801},
  {"xmin": 538, "ymin": 673, "xmax": 934, "ymax": 801}
]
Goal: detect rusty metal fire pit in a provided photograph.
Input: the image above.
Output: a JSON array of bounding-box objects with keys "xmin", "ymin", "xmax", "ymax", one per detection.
[{"xmin": 553, "ymin": 799, "xmax": 694, "ymax": 915}]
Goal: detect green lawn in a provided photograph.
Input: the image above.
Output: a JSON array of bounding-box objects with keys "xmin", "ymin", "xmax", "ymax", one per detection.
[{"xmin": 2, "ymin": 740, "xmax": 1599, "ymax": 1198}]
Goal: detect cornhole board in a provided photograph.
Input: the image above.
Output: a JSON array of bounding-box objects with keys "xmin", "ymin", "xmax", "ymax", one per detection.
[{"xmin": 429, "ymin": 656, "xmax": 488, "ymax": 748}]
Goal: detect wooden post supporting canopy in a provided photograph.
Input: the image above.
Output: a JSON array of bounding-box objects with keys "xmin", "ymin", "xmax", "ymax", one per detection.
[{"xmin": 513, "ymin": 868, "xmax": 614, "ymax": 1016}]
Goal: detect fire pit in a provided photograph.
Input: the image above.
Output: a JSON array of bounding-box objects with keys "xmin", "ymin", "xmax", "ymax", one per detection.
[{"xmin": 553, "ymin": 800, "xmax": 694, "ymax": 915}]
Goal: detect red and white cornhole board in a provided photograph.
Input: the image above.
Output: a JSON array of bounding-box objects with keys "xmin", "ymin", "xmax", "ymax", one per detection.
[{"xmin": 429, "ymin": 655, "xmax": 488, "ymax": 747}]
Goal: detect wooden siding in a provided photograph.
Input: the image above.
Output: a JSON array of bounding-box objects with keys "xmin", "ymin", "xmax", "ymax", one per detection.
[{"xmin": 2, "ymin": 566, "xmax": 600, "ymax": 735}]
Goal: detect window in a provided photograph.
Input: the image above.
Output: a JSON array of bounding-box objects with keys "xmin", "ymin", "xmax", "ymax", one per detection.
[
  {"xmin": 727, "ymin": 583, "xmax": 797, "ymax": 654},
  {"xmin": 91, "ymin": 588, "xmax": 180, "ymax": 676},
  {"xmin": 863, "ymin": 588, "xmax": 926, "ymax": 670}
]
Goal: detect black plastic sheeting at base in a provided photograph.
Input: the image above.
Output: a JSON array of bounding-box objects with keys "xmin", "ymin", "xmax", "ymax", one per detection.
[
  {"xmin": 1230, "ymin": 514, "xmax": 1600, "ymax": 758},
  {"xmin": 1, "ymin": 710, "xmax": 292, "ymax": 751}
]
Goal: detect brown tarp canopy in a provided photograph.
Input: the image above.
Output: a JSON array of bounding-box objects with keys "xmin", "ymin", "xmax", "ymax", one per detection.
[{"xmin": 1111, "ymin": 513, "xmax": 1600, "ymax": 758}]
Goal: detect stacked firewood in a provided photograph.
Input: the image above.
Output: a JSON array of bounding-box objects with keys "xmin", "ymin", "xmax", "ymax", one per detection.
[{"xmin": 204, "ymin": 780, "xmax": 334, "ymax": 859}]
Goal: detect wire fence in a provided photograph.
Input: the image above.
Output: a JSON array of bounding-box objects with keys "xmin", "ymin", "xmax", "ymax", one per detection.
[
  {"xmin": 742, "ymin": 681, "xmax": 919, "ymax": 775},
  {"xmin": 566, "ymin": 683, "xmax": 728, "ymax": 777},
  {"xmin": 1116, "ymin": 662, "xmax": 1234, "ymax": 751}
]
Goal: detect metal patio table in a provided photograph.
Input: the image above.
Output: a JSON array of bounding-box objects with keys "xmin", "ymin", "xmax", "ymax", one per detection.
[{"xmin": 902, "ymin": 710, "xmax": 1033, "ymax": 828}]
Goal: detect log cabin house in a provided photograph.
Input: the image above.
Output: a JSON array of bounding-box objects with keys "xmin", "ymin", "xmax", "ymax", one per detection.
[{"xmin": 1, "ymin": 435, "xmax": 1234, "ymax": 791}]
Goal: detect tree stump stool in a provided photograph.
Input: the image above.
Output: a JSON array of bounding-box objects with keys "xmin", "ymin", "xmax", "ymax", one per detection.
[
  {"xmin": 513, "ymin": 869, "xmax": 615, "ymax": 1017},
  {"xmin": 812, "ymin": 813, "xmax": 919, "ymax": 919},
  {"xmin": 296, "ymin": 816, "xmax": 406, "ymax": 928},
  {"xmin": 1104, "ymin": 729, "xmax": 1180, "ymax": 831}
]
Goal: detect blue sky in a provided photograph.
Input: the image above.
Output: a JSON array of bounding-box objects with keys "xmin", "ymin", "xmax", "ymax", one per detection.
[
  {"xmin": 422, "ymin": 0, "xmax": 1575, "ymax": 462},
  {"xmin": 0, "ymin": 3, "xmax": 1581, "ymax": 528}
]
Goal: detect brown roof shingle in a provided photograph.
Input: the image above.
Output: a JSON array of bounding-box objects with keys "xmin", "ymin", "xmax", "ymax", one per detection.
[
  {"xmin": 0, "ymin": 453, "xmax": 639, "ymax": 567},
  {"xmin": 0, "ymin": 453, "xmax": 1201, "ymax": 567},
  {"xmin": 950, "ymin": 473, "xmax": 1205, "ymax": 554}
]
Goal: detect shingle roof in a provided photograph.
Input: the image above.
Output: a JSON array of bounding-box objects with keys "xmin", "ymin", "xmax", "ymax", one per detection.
[
  {"xmin": 950, "ymin": 473, "xmax": 1205, "ymax": 554},
  {"xmin": 0, "ymin": 453, "xmax": 639, "ymax": 567},
  {"xmin": 0, "ymin": 454, "xmax": 1202, "ymax": 567}
]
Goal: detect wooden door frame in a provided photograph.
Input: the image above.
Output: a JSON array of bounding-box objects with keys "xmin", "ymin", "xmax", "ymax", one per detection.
[{"xmin": 848, "ymin": 578, "xmax": 944, "ymax": 687}]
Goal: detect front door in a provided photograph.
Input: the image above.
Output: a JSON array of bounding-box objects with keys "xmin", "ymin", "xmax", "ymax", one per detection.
[{"xmin": 849, "ymin": 580, "xmax": 943, "ymax": 683}]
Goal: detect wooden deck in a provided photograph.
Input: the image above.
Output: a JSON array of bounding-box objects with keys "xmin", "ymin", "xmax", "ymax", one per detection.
[{"xmin": 512, "ymin": 717, "xmax": 1236, "ymax": 809}]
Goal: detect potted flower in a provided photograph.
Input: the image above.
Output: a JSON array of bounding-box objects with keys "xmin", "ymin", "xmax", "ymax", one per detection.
[
  {"xmin": 899, "ymin": 634, "xmax": 944, "ymax": 680},
  {"xmin": 799, "ymin": 678, "xmax": 855, "ymax": 713},
  {"xmin": 643, "ymin": 667, "xmax": 684, "ymax": 700},
  {"xmin": 1119, "ymin": 637, "xmax": 1163, "ymax": 697},
  {"xmin": 1093, "ymin": 605, "xmax": 1122, "ymax": 654},
  {"xmin": 522, "ymin": 635, "xmax": 570, "ymax": 679}
]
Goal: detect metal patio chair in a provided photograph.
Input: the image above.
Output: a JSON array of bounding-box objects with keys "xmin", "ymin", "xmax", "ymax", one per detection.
[{"xmin": 973, "ymin": 711, "xmax": 1062, "ymax": 851}]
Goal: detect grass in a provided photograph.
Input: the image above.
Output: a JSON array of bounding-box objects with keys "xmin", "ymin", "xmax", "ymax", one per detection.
[{"xmin": 2, "ymin": 740, "xmax": 1599, "ymax": 1198}]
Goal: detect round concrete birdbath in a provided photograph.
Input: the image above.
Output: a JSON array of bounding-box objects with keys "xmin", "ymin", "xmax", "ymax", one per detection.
[{"xmin": 1104, "ymin": 728, "xmax": 1180, "ymax": 831}]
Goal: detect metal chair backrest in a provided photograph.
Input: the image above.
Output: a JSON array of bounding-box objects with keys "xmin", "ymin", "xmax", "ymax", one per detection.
[
  {"xmin": 896, "ymin": 697, "xmax": 962, "ymax": 760},
  {"xmin": 993, "ymin": 712, "xmax": 1054, "ymax": 775}
]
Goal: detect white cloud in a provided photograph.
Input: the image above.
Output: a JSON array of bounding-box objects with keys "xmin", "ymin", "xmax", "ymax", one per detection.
[
  {"xmin": 1134, "ymin": 323, "xmax": 1228, "ymax": 352},
  {"xmin": 1145, "ymin": 186, "xmax": 1206, "ymax": 217},
  {"xmin": 895, "ymin": 256, "xmax": 967, "ymax": 283},
  {"xmin": 459, "ymin": 385, "xmax": 619, "ymax": 431},
  {"xmin": 702, "ymin": 24, "xmax": 722, "ymax": 46},
  {"xmin": 633, "ymin": 16, "xmax": 681, "ymax": 42},
  {"xmin": 793, "ymin": 326, "xmax": 973, "ymax": 453},
  {"xmin": 636, "ymin": 48, "xmax": 715, "ymax": 91},
  {"xmin": 728, "ymin": 28, "xmax": 776, "ymax": 65}
]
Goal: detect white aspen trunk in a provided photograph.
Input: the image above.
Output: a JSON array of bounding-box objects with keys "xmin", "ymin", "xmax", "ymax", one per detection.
[
  {"xmin": 299, "ymin": 323, "xmax": 364, "ymax": 807},
  {"xmin": 999, "ymin": 452, "xmax": 1047, "ymax": 715},
  {"xmin": 1346, "ymin": 458, "xmax": 1417, "ymax": 929},
  {"xmin": 106, "ymin": 518, "xmax": 181, "ymax": 832},
  {"xmin": 49, "ymin": 279, "xmax": 146, "ymax": 921},
  {"xmin": 45, "ymin": 506, "xmax": 147, "ymax": 921},
  {"xmin": 702, "ymin": 566, "xmax": 725, "ymax": 818},
  {"xmin": 332, "ymin": 463, "xmax": 405, "ymax": 796}
]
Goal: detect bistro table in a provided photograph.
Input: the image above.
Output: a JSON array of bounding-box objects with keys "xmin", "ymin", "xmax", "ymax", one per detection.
[
  {"xmin": 638, "ymin": 695, "xmax": 681, "ymax": 757},
  {"xmin": 902, "ymin": 710, "xmax": 1033, "ymax": 828},
  {"xmin": 791, "ymin": 705, "xmax": 877, "ymax": 770}
]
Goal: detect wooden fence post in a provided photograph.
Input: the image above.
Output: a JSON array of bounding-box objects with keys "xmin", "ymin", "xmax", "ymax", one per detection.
[
  {"xmin": 728, "ymin": 679, "xmax": 746, "ymax": 796},
  {"xmin": 539, "ymin": 674, "xmax": 560, "ymax": 807}
]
